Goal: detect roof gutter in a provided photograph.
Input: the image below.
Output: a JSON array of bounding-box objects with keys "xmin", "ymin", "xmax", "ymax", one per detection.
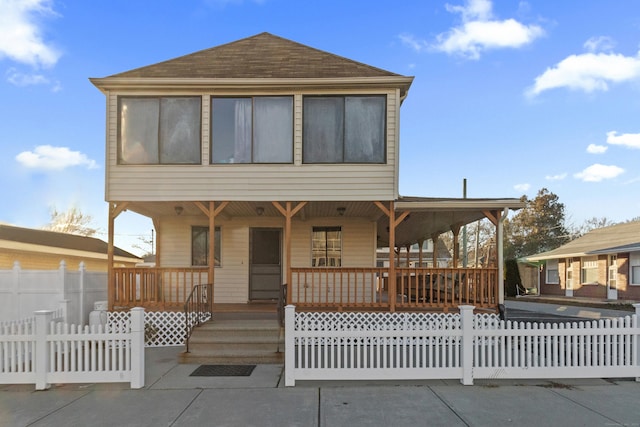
[{"xmin": 89, "ymin": 76, "xmax": 415, "ymax": 95}]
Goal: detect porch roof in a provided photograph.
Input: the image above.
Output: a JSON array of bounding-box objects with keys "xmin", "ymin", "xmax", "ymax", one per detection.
[
  {"xmin": 381, "ymin": 196, "xmax": 524, "ymax": 248},
  {"xmin": 121, "ymin": 196, "xmax": 523, "ymax": 248}
]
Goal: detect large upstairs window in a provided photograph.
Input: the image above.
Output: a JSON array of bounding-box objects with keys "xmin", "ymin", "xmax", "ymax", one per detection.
[
  {"xmin": 118, "ymin": 97, "xmax": 201, "ymax": 164},
  {"xmin": 303, "ymin": 95, "xmax": 386, "ymax": 164},
  {"xmin": 211, "ymin": 96, "xmax": 293, "ymax": 164}
]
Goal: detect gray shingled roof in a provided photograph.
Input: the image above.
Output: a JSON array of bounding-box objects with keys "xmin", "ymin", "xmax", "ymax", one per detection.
[
  {"xmin": 108, "ymin": 32, "xmax": 405, "ymax": 79},
  {"xmin": 525, "ymin": 221, "xmax": 640, "ymax": 261},
  {"xmin": 0, "ymin": 224, "xmax": 140, "ymax": 259}
]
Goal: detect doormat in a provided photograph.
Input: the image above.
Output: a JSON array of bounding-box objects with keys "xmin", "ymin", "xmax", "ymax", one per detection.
[{"xmin": 190, "ymin": 365, "xmax": 256, "ymax": 377}]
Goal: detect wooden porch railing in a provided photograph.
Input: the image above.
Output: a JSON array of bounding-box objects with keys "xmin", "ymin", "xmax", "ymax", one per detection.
[
  {"xmin": 112, "ymin": 268, "xmax": 208, "ymax": 310},
  {"xmin": 112, "ymin": 267, "xmax": 498, "ymax": 312},
  {"xmin": 290, "ymin": 267, "xmax": 499, "ymax": 311}
]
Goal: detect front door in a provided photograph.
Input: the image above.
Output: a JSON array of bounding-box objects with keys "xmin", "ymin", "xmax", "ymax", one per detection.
[
  {"xmin": 249, "ymin": 228, "xmax": 282, "ymax": 301},
  {"xmin": 565, "ymin": 258, "xmax": 573, "ymax": 297},
  {"xmin": 607, "ymin": 255, "xmax": 618, "ymax": 300}
]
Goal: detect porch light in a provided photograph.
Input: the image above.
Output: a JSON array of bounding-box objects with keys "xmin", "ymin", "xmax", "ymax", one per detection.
[
  {"xmin": 337, "ymin": 207, "xmax": 346, "ymax": 216},
  {"xmin": 174, "ymin": 205, "xmax": 184, "ymax": 215},
  {"xmin": 256, "ymin": 206, "xmax": 265, "ymax": 216}
]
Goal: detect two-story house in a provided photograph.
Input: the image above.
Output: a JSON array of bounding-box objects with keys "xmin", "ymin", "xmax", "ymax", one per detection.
[{"xmin": 91, "ymin": 33, "xmax": 523, "ymax": 313}]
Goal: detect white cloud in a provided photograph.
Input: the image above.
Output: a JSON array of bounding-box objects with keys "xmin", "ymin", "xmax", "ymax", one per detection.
[
  {"xmin": 431, "ymin": 0, "xmax": 544, "ymax": 59},
  {"xmin": 586, "ymin": 144, "xmax": 607, "ymax": 154},
  {"xmin": 583, "ymin": 36, "xmax": 615, "ymax": 53},
  {"xmin": 527, "ymin": 51, "xmax": 640, "ymax": 97},
  {"xmin": 514, "ymin": 183, "xmax": 530, "ymax": 191},
  {"xmin": 0, "ymin": 0, "xmax": 61, "ymax": 68},
  {"xmin": 574, "ymin": 164, "xmax": 624, "ymax": 182},
  {"xmin": 545, "ymin": 173, "xmax": 567, "ymax": 181},
  {"xmin": 5, "ymin": 68, "xmax": 61, "ymax": 90},
  {"xmin": 399, "ymin": 34, "xmax": 429, "ymax": 53},
  {"xmin": 607, "ymin": 131, "xmax": 640, "ymax": 149},
  {"xmin": 16, "ymin": 145, "xmax": 98, "ymax": 171},
  {"xmin": 445, "ymin": 0, "xmax": 492, "ymax": 21}
]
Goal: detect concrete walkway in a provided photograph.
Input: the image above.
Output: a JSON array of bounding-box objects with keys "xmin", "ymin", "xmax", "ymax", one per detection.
[{"xmin": 3, "ymin": 301, "xmax": 640, "ymax": 426}]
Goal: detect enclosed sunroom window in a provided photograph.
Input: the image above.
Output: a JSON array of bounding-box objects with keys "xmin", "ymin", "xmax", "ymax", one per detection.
[
  {"xmin": 211, "ymin": 97, "xmax": 293, "ymax": 164},
  {"xmin": 303, "ymin": 95, "xmax": 386, "ymax": 164},
  {"xmin": 118, "ymin": 97, "xmax": 201, "ymax": 164}
]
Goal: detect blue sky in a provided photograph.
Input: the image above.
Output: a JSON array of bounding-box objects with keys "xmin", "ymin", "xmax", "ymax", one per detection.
[{"xmin": 1, "ymin": 0, "xmax": 639, "ymax": 256}]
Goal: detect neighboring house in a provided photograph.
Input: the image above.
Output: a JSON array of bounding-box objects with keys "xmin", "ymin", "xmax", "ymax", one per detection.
[
  {"xmin": 376, "ymin": 239, "xmax": 452, "ymax": 268},
  {"xmin": 90, "ymin": 32, "xmax": 523, "ymax": 311},
  {"xmin": 524, "ymin": 221, "xmax": 640, "ymax": 301},
  {"xmin": 0, "ymin": 223, "xmax": 141, "ymax": 271}
]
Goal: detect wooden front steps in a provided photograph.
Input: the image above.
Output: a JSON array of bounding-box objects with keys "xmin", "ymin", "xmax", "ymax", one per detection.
[{"xmin": 179, "ymin": 311, "xmax": 284, "ymax": 365}]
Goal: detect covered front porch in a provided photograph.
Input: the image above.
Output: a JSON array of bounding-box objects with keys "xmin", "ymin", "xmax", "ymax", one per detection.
[{"xmin": 106, "ymin": 198, "xmax": 523, "ymax": 313}]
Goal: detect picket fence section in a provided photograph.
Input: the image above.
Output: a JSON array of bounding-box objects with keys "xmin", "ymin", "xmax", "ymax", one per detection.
[
  {"xmin": 0, "ymin": 308, "xmax": 144, "ymax": 390},
  {"xmin": 284, "ymin": 304, "xmax": 640, "ymax": 386}
]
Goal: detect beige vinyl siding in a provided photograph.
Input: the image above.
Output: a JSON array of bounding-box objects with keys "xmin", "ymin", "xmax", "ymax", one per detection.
[
  {"xmin": 105, "ymin": 89, "xmax": 399, "ymax": 202},
  {"xmin": 290, "ymin": 219, "xmax": 376, "ymax": 303},
  {"xmin": 159, "ymin": 216, "xmax": 376, "ymax": 303},
  {"xmin": 108, "ymin": 165, "xmax": 395, "ymax": 201},
  {"xmin": 290, "ymin": 218, "xmax": 375, "ymax": 268}
]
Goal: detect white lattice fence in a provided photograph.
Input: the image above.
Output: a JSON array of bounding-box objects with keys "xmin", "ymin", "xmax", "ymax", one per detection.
[
  {"xmin": 294, "ymin": 310, "xmax": 468, "ymax": 331},
  {"xmin": 108, "ymin": 311, "xmax": 211, "ymax": 347},
  {"xmin": 284, "ymin": 304, "xmax": 640, "ymax": 386}
]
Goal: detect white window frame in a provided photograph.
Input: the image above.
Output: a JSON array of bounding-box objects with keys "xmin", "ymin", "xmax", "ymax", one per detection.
[
  {"xmin": 545, "ymin": 259, "xmax": 559, "ymax": 284},
  {"xmin": 580, "ymin": 256, "xmax": 599, "ymax": 285},
  {"xmin": 630, "ymin": 252, "xmax": 640, "ymax": 286}
]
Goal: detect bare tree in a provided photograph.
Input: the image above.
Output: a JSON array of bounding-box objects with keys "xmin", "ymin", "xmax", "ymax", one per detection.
[
  {"xmin": 570, "ymin": 216, "xmax": 617, "ymax": 238},
  {"xmin": 43, "ymin": 206, "xmax": 98, "ymax": 237},
  {"xmin": 132, "ymin": 229, "xmax": 155, "ymax": 257}
]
